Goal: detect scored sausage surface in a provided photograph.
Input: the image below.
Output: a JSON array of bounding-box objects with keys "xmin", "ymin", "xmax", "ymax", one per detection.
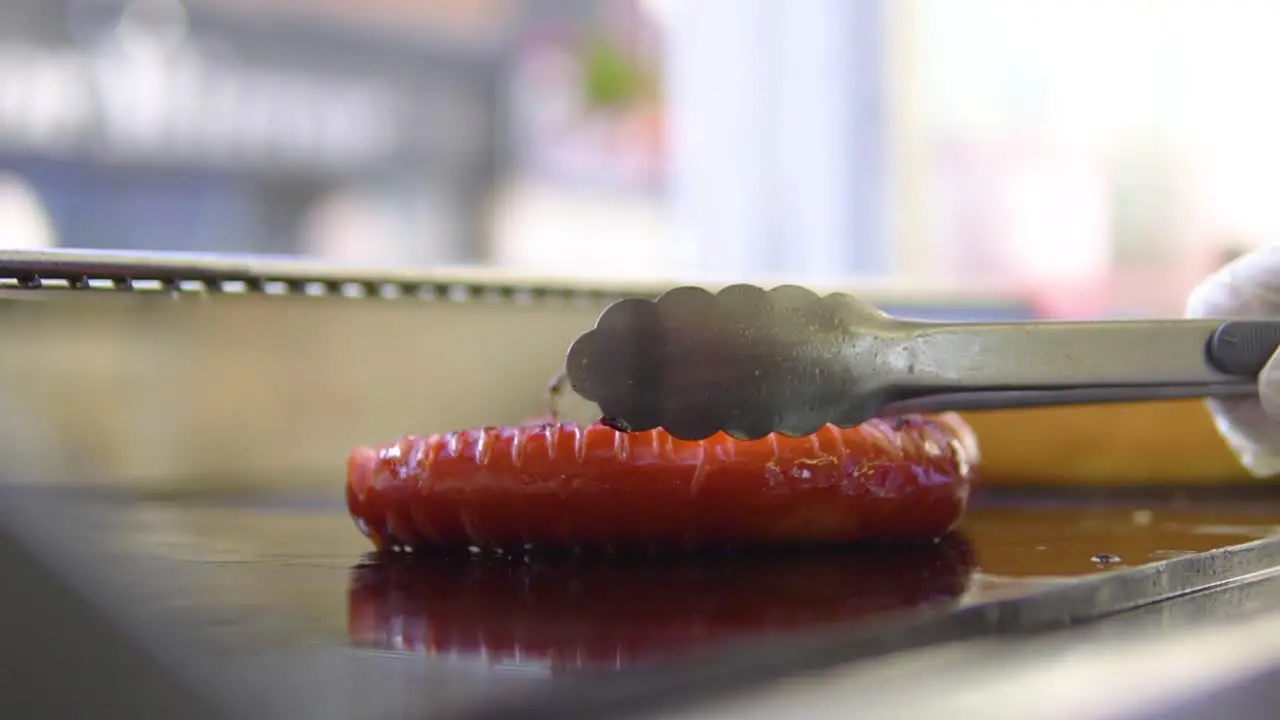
[{"xmin": 345, "ymin": 413, "xmax": 980, "ymax": 551}]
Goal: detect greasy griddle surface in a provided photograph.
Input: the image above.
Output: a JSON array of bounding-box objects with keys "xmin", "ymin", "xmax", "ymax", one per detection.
[{"xmin": 42, "ymin": 487, "xmax": 1280, "ymax": 719}]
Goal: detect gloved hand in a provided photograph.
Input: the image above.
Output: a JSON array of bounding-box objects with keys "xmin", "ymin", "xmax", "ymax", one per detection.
[{"xmin": 1186, "ymin": 246, "xmax": 1280, "ymax": 476}]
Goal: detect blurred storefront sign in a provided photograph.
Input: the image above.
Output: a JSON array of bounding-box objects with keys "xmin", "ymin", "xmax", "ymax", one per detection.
[
  {"xmin": 193, "ymin": 0, "xmax": 516, "ymax": 47},
  {"xmin": 0, "ymin": 3, "xmax": 498, "ymax": 178},
  {"xmin": 0, "ymin": 0, "xmax": 504, "ymax": 259},
  {"xmin": 0, "ymin": 40, "xmax": 404, "ymax": 176}
]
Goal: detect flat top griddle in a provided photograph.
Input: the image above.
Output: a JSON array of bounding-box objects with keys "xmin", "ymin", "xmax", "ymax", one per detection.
[{"xmin": 8, "ymin": 483, "xmax": 1280, "ymax": 720}]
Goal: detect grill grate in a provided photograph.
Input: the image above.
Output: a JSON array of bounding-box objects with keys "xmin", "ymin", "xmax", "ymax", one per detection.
[
  {"xmin": 0, "ymin": 249, "xmax": 647, "ymax": 306},
  {"xmin": 0, "ymin": 249, "xmax": 1043, "ymax": 321}
]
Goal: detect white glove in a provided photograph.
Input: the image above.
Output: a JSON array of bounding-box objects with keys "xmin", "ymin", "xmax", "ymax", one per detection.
[{"xmin": 1185, "ymin": 246, "xmax": 1280, "ymax": 476}]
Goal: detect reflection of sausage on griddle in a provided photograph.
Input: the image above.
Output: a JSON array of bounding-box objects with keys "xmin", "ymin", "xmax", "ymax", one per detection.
[
  {"xmin": 345, "ymin": 413, "xmax": 980, "ymax": 552},
  {"xmin": 346, "ymin": 535, "xmax": 975, "ymax": 669}
]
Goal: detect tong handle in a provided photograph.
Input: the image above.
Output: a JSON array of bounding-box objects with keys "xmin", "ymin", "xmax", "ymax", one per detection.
[{"xmin": 1207, "ymin": 321, "xmax": 1280, "ymax": 376}]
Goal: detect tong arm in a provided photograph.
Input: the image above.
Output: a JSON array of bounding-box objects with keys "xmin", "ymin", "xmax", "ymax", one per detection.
[
  {"xmin": 873, "ymin": 318, "xmax": 1247, "ymax": 395},
  {"xmin": 879, "ymin": 383, "xmax": 1259, "ymax": 417}
]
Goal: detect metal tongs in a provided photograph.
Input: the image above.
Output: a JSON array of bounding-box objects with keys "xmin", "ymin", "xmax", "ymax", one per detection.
[{"xmin": 562, "ymin": 284, "xmax": 1280, "ymax": 441}]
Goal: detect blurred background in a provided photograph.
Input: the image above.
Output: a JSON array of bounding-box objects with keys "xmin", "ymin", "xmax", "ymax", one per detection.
[{"xmin": 0, "ymin": 0, "xmax": 1271, "ymax": 318}]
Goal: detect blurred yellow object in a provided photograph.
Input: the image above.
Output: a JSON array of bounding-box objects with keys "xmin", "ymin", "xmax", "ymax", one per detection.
[{"xmin": 961, "ymin": 400, "xmax": 1253, "ymax": 485}]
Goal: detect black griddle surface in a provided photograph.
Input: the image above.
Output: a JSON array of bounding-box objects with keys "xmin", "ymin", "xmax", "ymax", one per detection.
[{"xmin": 10, "ymin": 486, "xmax": 1280, "ymax": 719}]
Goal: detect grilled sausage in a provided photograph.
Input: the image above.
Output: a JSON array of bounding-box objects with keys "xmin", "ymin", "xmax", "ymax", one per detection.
[{"xmin": 345, "ymin": 413, "xmax": 979, "ymax": 552}]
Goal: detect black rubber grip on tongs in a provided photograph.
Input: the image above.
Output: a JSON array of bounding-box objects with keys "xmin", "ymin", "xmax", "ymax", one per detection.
[{"xmin": 1207, "ymin": 321, "xmax": 1280, "ymax": 376}]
